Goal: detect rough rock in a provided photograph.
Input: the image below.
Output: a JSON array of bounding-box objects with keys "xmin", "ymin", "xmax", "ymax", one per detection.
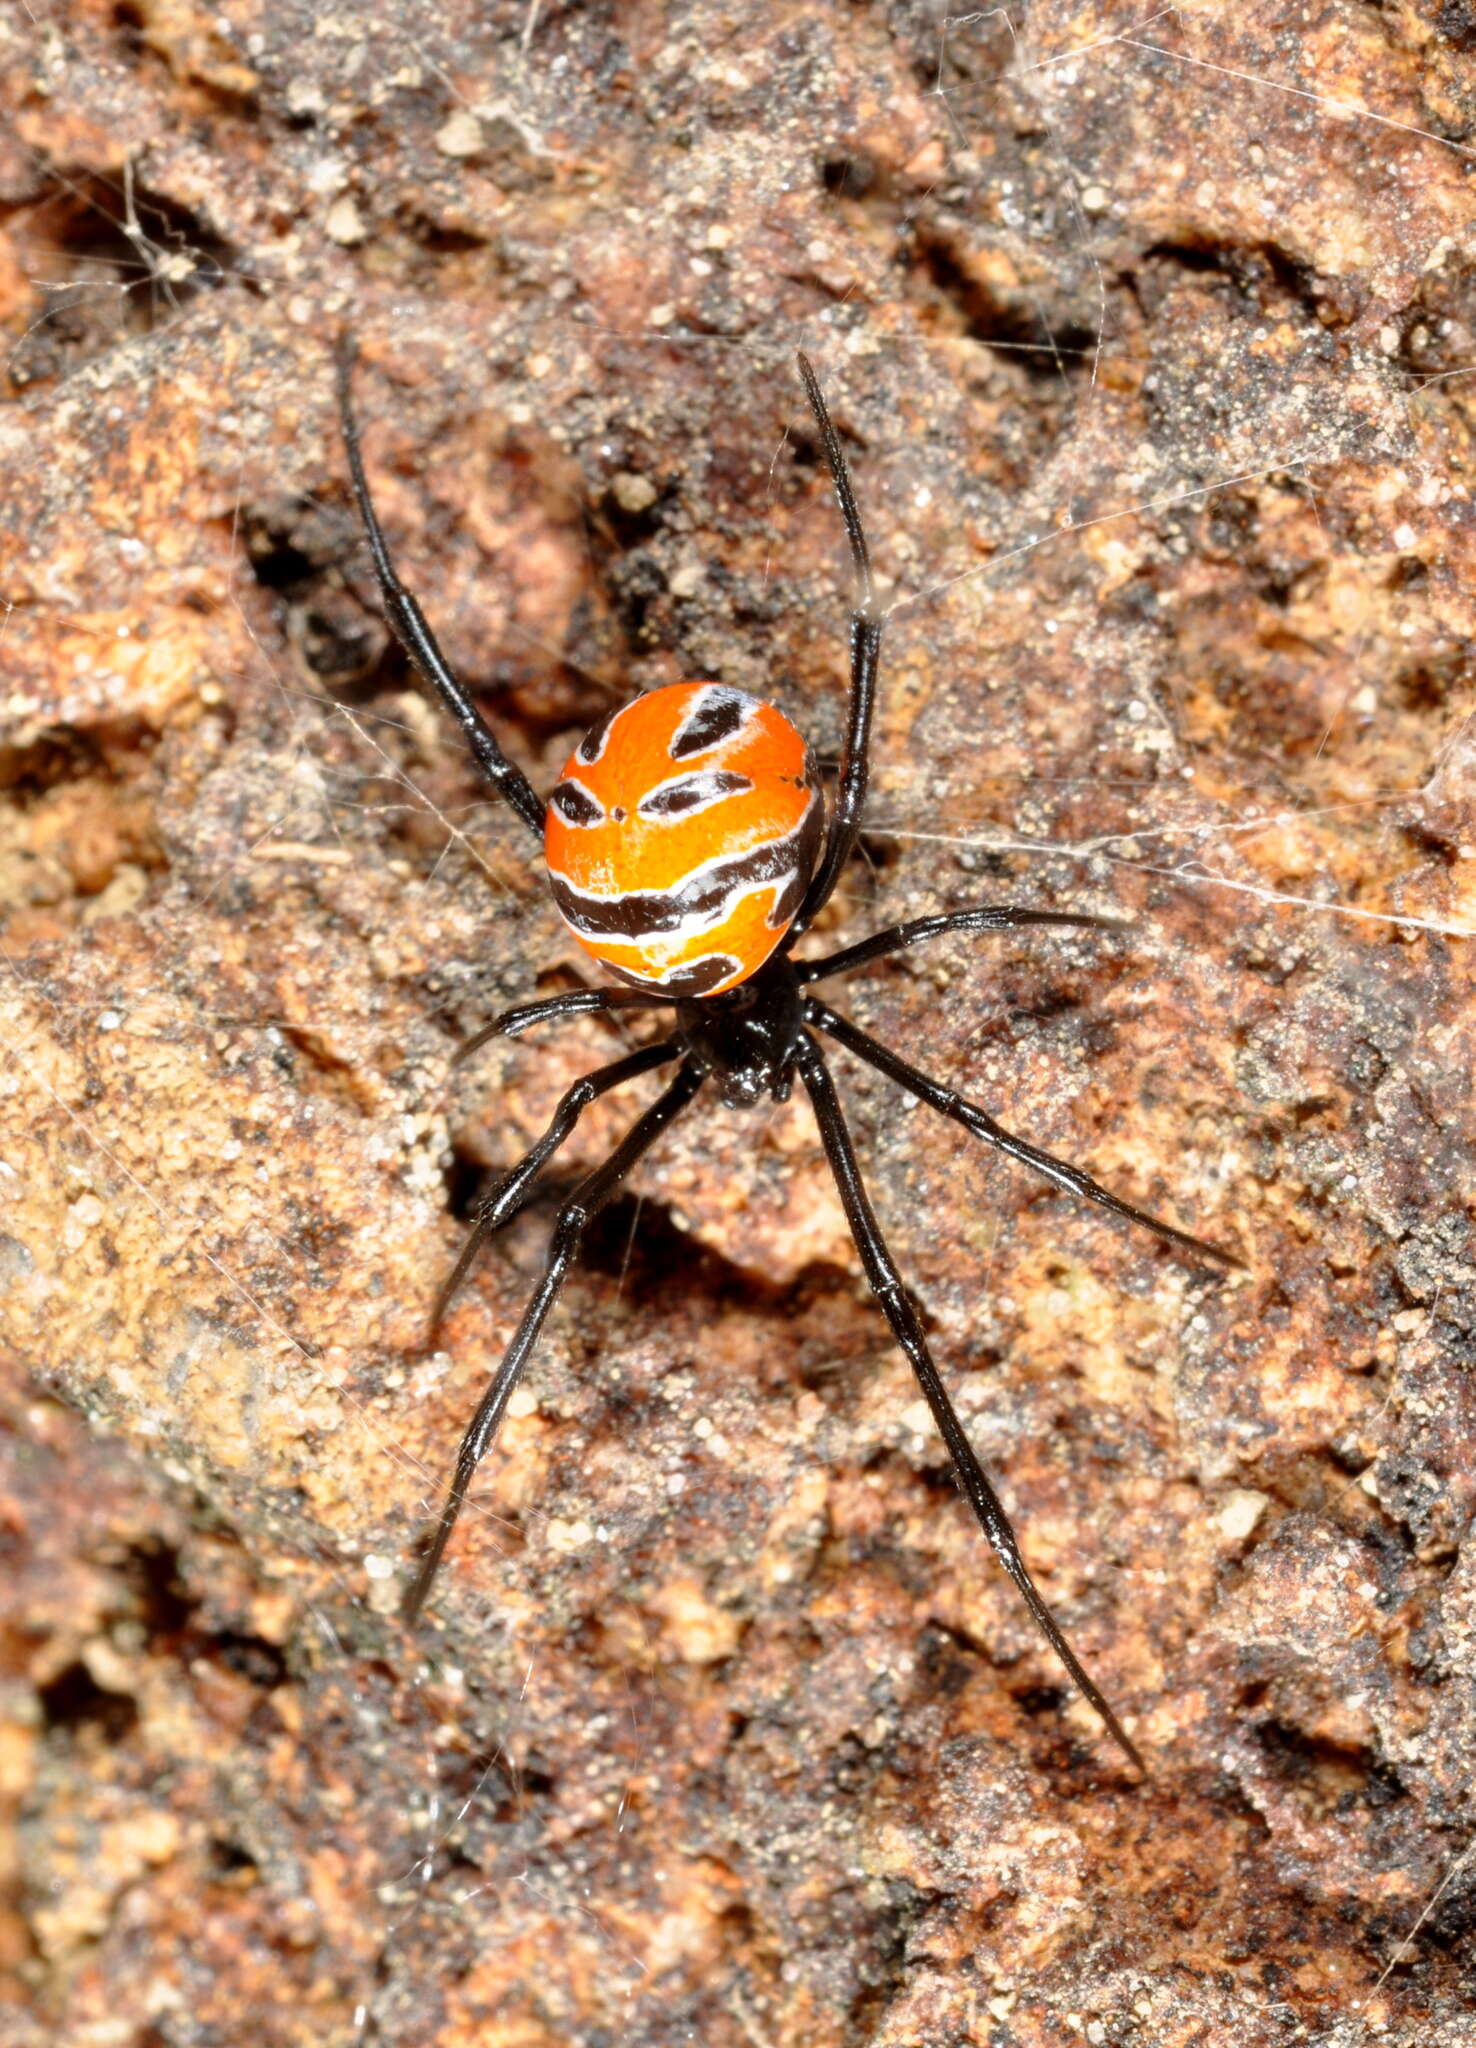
[{"xmin": 2, "ymin": 2, "xmax": 1474, "ymax": 2043}]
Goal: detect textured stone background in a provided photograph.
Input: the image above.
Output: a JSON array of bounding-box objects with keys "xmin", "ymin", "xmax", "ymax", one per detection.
[{"xmin": 2, "ymin": 2, "xmax": 1474, "ymax": 2043}]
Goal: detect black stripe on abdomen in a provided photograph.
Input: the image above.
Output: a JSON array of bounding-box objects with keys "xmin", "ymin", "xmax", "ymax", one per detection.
[{"xmin": 549, "ymin": 801, "xmax": 820, "ymax": 942}]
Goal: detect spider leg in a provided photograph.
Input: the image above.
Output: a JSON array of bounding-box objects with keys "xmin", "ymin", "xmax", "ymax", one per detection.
[
  {"xmin": 789, "ymin": 351, "xmax": 885, "ymax": 935},
  {"xmin": 432, "ymin": 1038, "xmax": 683, "ymax": 1333},
  {"xmin": 451, "ymin": 987, "xmax": 676, "ymax": 1068},
  {"xmin": 793, "ymin": 1032, "xmax": 1145, "ymax": 1775},
  {"xmin": 336, "ymin": 339, "xmax": 545, "ymax": 841},
  {"xmin": 404, "ymin": 1055, "xmax": 704, "ymax": 1623},
  {"xmin": 807, "ymin": 998, "xmax": 1239, "ymax": 1269},
  {"xmin": 794, "ymin": 906, "xmax": 1131, "ymax": 986}
]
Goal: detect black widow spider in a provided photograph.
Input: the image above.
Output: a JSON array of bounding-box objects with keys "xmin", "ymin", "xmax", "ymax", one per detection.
[{"xmin": 337, "ymin": 343, "xmax": 1237, "ymax": 1775}]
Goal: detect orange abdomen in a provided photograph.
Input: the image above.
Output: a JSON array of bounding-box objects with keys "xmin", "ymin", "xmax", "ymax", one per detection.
[{"xmin": 543, "ymin": 683, "xmax": 823, "ymax": 997}]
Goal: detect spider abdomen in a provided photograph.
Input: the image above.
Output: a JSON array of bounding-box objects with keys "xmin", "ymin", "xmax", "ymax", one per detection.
[{"xmin": 544, "ymin": 682, "xmax": 823, "ymax": 997}]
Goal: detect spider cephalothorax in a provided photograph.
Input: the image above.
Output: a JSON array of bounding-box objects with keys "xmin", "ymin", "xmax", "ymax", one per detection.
[
  {"xmin": 674, "ymin": 965, "xmax": 806, "ymax": 1108},
  {"xmin": 338, "ymin": 341, "xmax": 1237, "ymax": 1775}
]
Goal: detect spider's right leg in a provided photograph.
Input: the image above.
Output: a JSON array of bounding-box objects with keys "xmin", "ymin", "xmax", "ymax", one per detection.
[
  {"xmin": 789, "ymin": 351, "xmax": 885, "ymax": 934},
  {"xmin": 336, "ymin": 340, "xmax": 545, "ymax": 840},
  {"xmin": 794, "ymin": 906, "xmax": 1130, "ymax": 985},
  {"xmin": 793, "ymin": 1030, "xmax": 1146, "ymax": 1775},
  {"xmin": 806, "ymin": 998, "xmax": 1238, "ymax": 1270},
  {"xmin": 404, "ymin": 1055, "xmax": 704, "ymax": 1622}
]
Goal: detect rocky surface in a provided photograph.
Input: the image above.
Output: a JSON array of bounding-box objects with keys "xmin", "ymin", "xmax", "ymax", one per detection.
[{"xmin": 1, "ymin": 1, "xmax": 1474, "ymax": 2043}]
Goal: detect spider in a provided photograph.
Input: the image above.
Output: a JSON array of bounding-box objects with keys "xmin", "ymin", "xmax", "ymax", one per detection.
[{"xmin": 336, "ymin": 343, "xmax": 1237, "ymax": 1775}]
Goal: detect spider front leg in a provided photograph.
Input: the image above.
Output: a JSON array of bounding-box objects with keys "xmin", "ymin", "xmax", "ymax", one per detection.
[
  {"xmin": 404, "ymin": 1057, "xmax": 704, "ymax": 1624},
  {"xmin": 793, "ymin": 1031, "xmax": 1146, "ymax": 1775}
]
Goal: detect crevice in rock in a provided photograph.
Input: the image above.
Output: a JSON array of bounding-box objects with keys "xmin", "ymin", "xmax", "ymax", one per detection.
[
  {"xmin": 3, "ymin": 167, "xmax": 240, "ymax": 389},
  {"xmin": 913, "ymin": 222, "xmax": 1099, "ymax": 382}
]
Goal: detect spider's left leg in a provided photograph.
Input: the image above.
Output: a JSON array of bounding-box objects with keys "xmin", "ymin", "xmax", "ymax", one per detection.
[
  {"xmin": 807, "ymin": 998, "xmax": 1239, "ymax": 1269},
  {"xmin": 451, "ymin": 987, "xmax": 676, "ymax": 1070},
  {"xmin": 404, "ymin": 1057, "xmax": 704, "ymax": 1623},
  {"xmin": 788, "ymin": 352, "xmax": 885, "ymax": 934},
  {"xmin": 795, "ymin": 906, "xmax": 1130, "ymax": 985},
  {"xmin": 793, "ymin": 1031, "xmax": 1145, "ymax": 1775},
  {"xmin": 432, "ymin": 1037, "xmax": 684, "ymax": 1333},
  {"xmin": 336, "ymin": 341, "xmax": 545, "ymax": 841}
]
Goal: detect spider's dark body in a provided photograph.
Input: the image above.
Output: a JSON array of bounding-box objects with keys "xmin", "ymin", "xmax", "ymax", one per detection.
[
  {"xmin": 673, "ymin": 960, "xmax": 805, "ymax": 1108},
  {"xmin": 337, "ymin": 344, "xmax": 1237, "ymax": 1776}
]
